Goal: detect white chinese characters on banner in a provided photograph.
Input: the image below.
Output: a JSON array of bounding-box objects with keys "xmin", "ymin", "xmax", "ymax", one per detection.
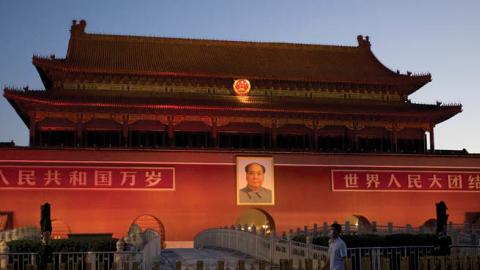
[
  {"xmin": 0, "ymin": 166, "xmax": 174, "ymax": 190},
  {"xmin": 333, "ymin": 170, "xmax": 480, "ymax": 192}
]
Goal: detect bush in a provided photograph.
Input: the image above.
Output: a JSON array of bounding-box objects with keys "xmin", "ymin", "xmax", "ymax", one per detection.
[
  {"xmin": 292, "ymin": 235, "xmax": 306, "ymax": 243},
  {"xmin": 312, "ymin": 236, "xmax": 329, "ymax": 246},
  {"xmin": 6, "ymin": 240, "xmax": 41, "ymax": 252},
  {"xmin": 7, "ymin": 238, "xmax": 118, "ymax": 252}
]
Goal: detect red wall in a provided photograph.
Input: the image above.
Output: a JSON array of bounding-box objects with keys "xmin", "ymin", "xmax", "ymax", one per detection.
[{"xmin": 1, "ymin": 148, "xmax": 479, "ymax": 241}]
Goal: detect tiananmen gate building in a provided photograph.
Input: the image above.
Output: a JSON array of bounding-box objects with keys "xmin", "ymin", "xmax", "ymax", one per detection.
[{"xmin": 1, "ymin": 20, "xmax": 479, "ymax": 245}]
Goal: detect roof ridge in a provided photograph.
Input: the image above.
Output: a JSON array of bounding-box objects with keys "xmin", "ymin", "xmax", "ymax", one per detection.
[
  {"xmin": 70, "ymin": 19, "xmax": 360, "ymax": 51},
  {"xmin": 81, "ymin": 33, "xmax": 361, "ymax": 51}
]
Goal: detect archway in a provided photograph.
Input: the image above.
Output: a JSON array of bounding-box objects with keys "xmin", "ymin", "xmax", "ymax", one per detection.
[
  {"xmin": 421, "ymin": 218, "xmax": 437, "ymax": 233},
  {"xmin": 131, "ymin": 214, "xmax": 166, "ymax": 248},
  {"xmin": 345, "ymin": 214, "xmax": 371, "ymax": 232},
  {"xmin": 235, "ymin": 208, "xmax": 275, "ymax": 234}
]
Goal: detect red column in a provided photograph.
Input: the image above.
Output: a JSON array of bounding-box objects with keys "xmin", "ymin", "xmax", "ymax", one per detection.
[
  {"xmin": 76, "ymin": 114, "xmax": 83, "ymax": 147},
  {"xmin": 168, "ymin": 116, "xmax": 175, "ymax": 147},
  {"xmin": 392, "ymin": 129, "xmax": 398, "ymax": 152},
  {"xmin": 29, "ymin": 114, "xmax": 37, "ymax": 147},
  {"xmin": 429, "ymin": 125, "xmax": 435, "ymax": 152},
  {"xmin": 271, "ymin": 119, "xmax": 277, "ymax": 148},
  {"xmin": 211, "ymin": 117, "xmax": 218, "ymax": 147},
  {"xmin": 122, "ymin": 115, "xmax": 129, "ymax": 147},
  {"xmin": 313, "ymin": 127, "xmax": 318, "ymax": 151}
]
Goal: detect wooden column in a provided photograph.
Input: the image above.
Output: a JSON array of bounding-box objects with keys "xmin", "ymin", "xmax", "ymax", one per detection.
[
  {"xmin": 76, "ymin": 114, "xmax": 83, "ymax": 147},
  {"xmin": 353, "ymin": 130, "xmax": 359, "ymax": 152},
  {"xmin": 346, "ymin": 123, "xmax": 359, "ymax": 152},
  {"xmin": 423, "ymin": 132, "xmax": 428, "ymax": 153},
  {"xmin": 386, "ymin": 123, "xmax": 398, "ymax": 153},
  {"xmin": 210, "ymin": 117, "xmax": 218, "ymax": 147},
  {"xmin": 168, "ymin": 116, "xmax": 175, "ymax": 147},
  {"xmin": 271, "ymin": 119, "xmax": 277, "ymax": 148},
  {"xmin": 29, "ymin": 113, "xmax": 37, "ymax": 147},
  {"xmin": 122, "ymin": 115, "xmax": 129, "ymax": 147},
  {"xmin": 312, "ymin": 121, "xmax": 319, "ymax": 151},
  {"xmin": 429, "ymin": 125, "xmax": 435, "ymax": 152},
  {"xmin": 392, "ymin": 129, "xmax": 398, "ymax": 152}
]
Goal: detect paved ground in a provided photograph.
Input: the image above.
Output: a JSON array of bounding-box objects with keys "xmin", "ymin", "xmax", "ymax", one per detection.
[{"xmin": 159, "ymin": 248, "xmax": 259, "ymax": 270}]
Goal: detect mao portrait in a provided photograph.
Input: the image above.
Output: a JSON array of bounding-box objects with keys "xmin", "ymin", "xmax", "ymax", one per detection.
[{"xmin": 236, "ymin": 156, "xmax": 274, "ymax": 205}]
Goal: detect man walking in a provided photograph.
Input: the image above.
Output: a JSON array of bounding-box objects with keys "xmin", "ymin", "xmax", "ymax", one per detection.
[{"xmin": 324, "ymin": 223, "xmax": 347, "ymax": 270}]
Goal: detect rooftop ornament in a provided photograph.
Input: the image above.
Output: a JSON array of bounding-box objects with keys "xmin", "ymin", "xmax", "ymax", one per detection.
[
  {"xmin": 70, "ymin": 19, "xmax": 87, "ymax": 36},
  {"xmin": 357, "ymin": 35, "xmax": 371, "ymax": 48}
]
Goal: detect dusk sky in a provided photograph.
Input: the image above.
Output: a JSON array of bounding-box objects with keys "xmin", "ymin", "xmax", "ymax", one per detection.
[{"xmin": 1, "ymin": 0, "xmax": 479, "ymax": 152}]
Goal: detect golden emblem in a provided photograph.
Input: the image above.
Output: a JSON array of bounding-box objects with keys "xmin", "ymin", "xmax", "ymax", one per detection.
[{"xmin": 233, "ymin": 79, "xmax": 251, "ymax": 96}]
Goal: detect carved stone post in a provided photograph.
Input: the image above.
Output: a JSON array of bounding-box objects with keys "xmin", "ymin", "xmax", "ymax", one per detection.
[
  {"xmin": 322, "ymin": 222, "xmax": 329, "ymax": 236},
  {"xmin": 86, "ymin": 252, "xmax": 96, "ymax": 270},
  {"xmin": 196, "ymin": 260, "xmax": 204, "ymax": 270},
  {"xmin": 114, "ymin": 239, "xmax": 125, "ymax": 270},
  {"xmin": 238, "ymin": 260, "xmax": 245, "ymax": 270},
  {"xmin": 0, "ymin": 240, "xmax": 9, "ymax": 270},
  {"xmin": 217, "ymin": 261, "xmax": 225, "ymax": 270},
  {"xmin": 344, "ymin": 221, "xmax": 351, "ymax": 234},
  {"xmin": 387, "ymin": 222, "xmax": 393, "ymax": 234}
]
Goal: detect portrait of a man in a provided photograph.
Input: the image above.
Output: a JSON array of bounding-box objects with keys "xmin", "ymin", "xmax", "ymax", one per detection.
[{"xmin": 236, "ymin": 156, "xmax": 274, "ymax": 205}]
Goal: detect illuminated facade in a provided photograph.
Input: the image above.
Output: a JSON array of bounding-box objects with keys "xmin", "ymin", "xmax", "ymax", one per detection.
[{"xmin": 1, "ymin": 20, "xmax": 479, "ymax": 243}]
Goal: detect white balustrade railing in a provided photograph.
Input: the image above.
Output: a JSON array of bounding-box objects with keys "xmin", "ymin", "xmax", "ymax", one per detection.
[
  {"xmin": 0, "ymin": 231, "xmax": 161, "ymax": 270},
  {"xmin": 303, "ymin": 221, "xmax": 480, "ymax": 238},
  {"xmin": 450, "ymin": 245, "xmax": 480, "ymax": 256},
  {"xmin": 141, "ymin": 231, "xmax": 161, "ymax": 270},
  {"xmin": 194, "ymin": 228, "xmax": 328, "ymax": 269},
  {"xmin": 0, "ymin": 251, "xmax": 143, "ymax": 270},
  {"xmin": 285, "ymin": 221, "xmax": 479, "ymax": 246},
  {"xmin": 195, "ymin": 228, "xmax": 480, "ymax": 270},
  {"xmin": 347, "ymin": 246, "xmax": 434, "ymax": 270},
  {"xmin": 0, "ymin": 227, "xmax": 40, "ymax": 242}
]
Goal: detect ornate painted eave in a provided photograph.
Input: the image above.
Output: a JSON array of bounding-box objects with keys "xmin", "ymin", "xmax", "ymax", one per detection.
[{"xmin": 4, "ymin": 88, "xmax": 461, "ymax": 126}]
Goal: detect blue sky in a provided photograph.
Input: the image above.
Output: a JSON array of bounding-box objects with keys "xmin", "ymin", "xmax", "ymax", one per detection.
[{"xmin": 1, "ymin": 0, "xmax": 479, "ymax": 152}]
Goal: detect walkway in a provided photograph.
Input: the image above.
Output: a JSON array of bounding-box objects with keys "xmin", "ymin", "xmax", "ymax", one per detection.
[{"xmin": 159, "ymin": 248, "xmax": 259, "ymax": 270}]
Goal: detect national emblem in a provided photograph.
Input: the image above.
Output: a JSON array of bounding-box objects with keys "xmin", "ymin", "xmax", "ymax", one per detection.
[{"xmin": 233, "ymin": 79, "xmax": 251, "ymax": 96}]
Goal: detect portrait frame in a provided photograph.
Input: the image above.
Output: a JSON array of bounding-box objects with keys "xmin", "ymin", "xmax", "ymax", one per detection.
[{"xmin": 236, "ymin": 156, "xmax": 275, "ymax": 205}]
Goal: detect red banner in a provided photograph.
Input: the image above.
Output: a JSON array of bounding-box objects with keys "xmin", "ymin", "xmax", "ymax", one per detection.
[
  {"xmin": 0, "ymin": 166, "xmax": 174, "ymax": 190},
  {"xmin": 331, "ymin": 169, "xmax": 480, "ymax": 192}
]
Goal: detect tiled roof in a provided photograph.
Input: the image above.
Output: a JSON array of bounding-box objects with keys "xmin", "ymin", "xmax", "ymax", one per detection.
[{"xmin": 33, "ymin": 20, "xmax": 430, "ymax": 90}]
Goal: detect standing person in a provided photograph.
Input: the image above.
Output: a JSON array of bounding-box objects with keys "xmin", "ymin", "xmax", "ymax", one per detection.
[{"xmin": 324, "ymin": 223, "xmax": 348, "ymax": 270}]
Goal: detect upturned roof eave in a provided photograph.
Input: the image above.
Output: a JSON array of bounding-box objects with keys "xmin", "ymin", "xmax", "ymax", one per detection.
[
  {"xmin": 4, "ymin": 88, "xmax": 461, "ymax": 125},
  {"xmin": 32, "ymin": 57, "xmax": 431, "ymax": 90},
  {"xmin": 2, "ymin": 90, "xmax": 30, "ymax": 127}
]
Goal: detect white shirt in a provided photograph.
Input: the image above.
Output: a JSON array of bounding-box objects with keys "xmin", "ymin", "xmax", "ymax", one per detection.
[{"xmin": 328, "ymin": 237, "xmax": 347, "ymax": 270}]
